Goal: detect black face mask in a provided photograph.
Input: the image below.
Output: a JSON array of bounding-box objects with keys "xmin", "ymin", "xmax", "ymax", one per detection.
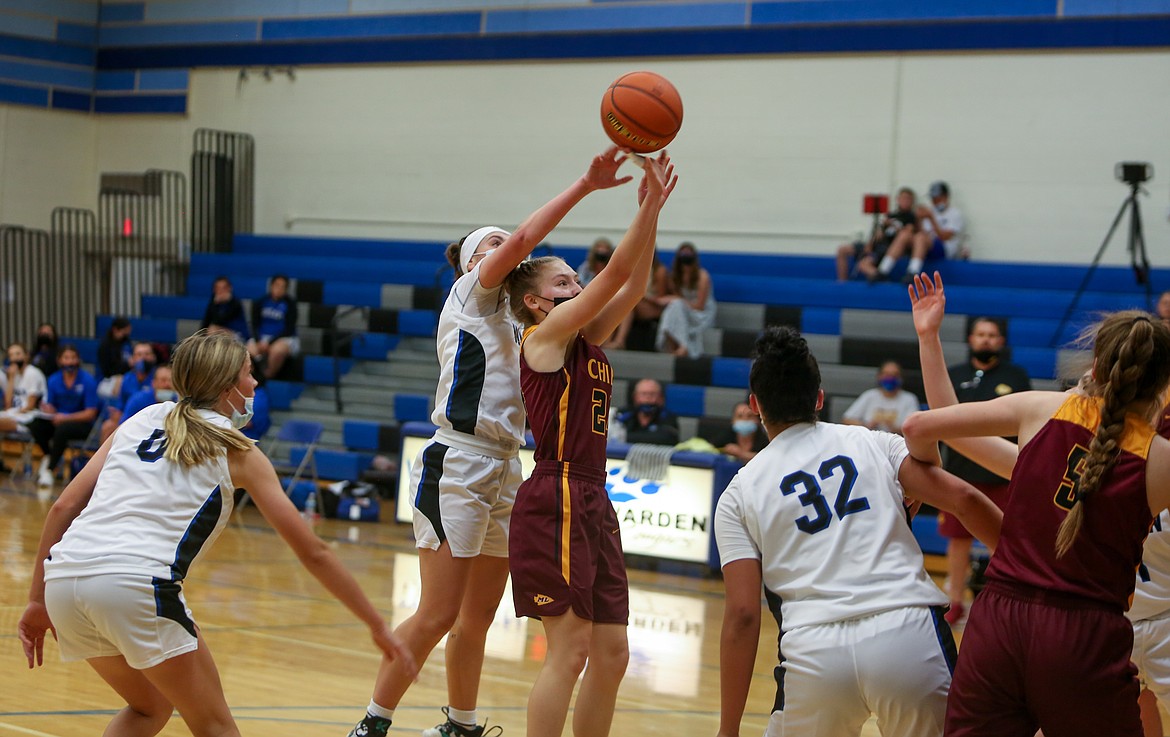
[
  {"xmin": 971, "ymin": 349, "xmax": 1000, "ymax": 364},
  {"xmin": 61, "ymin": 365, "xmax": 78, "ymax": 374},
  {"xmin": 36, "ymin": 335, "xmax": 54, "ymax": 348},
  {"xmin": 676, "ymin": 253, "xmax": 696, "ymax": 266},
  {"xmin": 593, "ymin": 251, "xmax": 611, "ymax": 264},
  {"xmin": 532, "ymin": 294, "xmax": 574, "ymax": 315}
]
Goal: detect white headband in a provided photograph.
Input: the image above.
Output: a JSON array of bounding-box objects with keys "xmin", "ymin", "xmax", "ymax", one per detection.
[{"xmin": 460, "ymin": 226, "xmax": 510, "ymax": 274}]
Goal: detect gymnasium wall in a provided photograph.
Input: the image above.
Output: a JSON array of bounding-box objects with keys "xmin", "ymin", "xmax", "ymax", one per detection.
[{"xmin": 1, "ymin": 1, "xmax": 1167, "ymax": 262}]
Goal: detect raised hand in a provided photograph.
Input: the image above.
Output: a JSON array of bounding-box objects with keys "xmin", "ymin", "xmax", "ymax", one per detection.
[
  {"xmin": 908, "ymin": 271, "xmax": 946, "ymax": 337},
  {"xmin": 637, "ymin": 151, "xmax": 677, "ymax": 207},
  {"xmin": 582, "ymin": 146, "xmax": 633, "ymax": 191}
]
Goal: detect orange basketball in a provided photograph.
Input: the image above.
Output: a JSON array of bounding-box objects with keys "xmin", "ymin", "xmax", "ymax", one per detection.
[{"xmin": 600, "ymin": 71, "xmax": 683, "ymax": 154}]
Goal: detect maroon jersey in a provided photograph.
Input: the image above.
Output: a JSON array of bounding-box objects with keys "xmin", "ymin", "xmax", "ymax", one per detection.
[
  {"xmin": 519, "ymin": 329, "xmax": 612, "ymax": 471},
  {"xmin": 1159, "ymin": 404, "xmax": 1170, "ymax": 439},
  {"xmin": 986, "ymin": 394, "xmax": 1155, "ymax": 609}
]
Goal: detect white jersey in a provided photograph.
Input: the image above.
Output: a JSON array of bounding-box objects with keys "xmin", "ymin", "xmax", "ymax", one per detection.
[
  {"xmin": 44, "ymin": 402, "xmax": 235, "ymax": 583},
  {"xmin": 1129, "ymin": 510, "xmax": 1170, "ymax": 622},
  {"xmin": 922, "ymin": 204, "xmax": 966, "ymax": 258},
  {"xmin": 430, "ymin": 263, "xmax": 524, "ymax": 456},
  {"xmin": 715, "ymin": 422, "xmax": 946, "ymax": 631}
]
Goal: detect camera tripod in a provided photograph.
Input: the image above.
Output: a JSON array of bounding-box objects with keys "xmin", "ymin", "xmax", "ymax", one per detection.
[{"xmin": 1052, "ymin": 180, "xmax": 1151, "ymax": 346}]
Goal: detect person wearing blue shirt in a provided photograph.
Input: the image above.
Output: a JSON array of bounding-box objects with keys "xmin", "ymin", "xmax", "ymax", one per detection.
[
  {"xmin": 100, "ymin": 342, "xmax": 157, "ymax": 443},
  {"xmin": 28, "ymin": 346, "xmax": 99, "ymax": 487},
  {"xmin": 120, "ymin": 364, "xmax": 176, "ymax": 424},
  {"xmin": 201, "ymin": 275, "xmax": 251, "ymax": 342},
  {"xmin": 247, "ymin": 274, "xmax": 299, "ymax": 380}
]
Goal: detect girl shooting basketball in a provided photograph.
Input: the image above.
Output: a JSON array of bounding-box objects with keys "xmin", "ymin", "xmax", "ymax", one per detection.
[
  {"xmin": 348, "ymin": 147, "xmax": 635, "ymax": 737},
  {"xmin": 503, "ymin": 151, "xmax": 674, "ymax": 737}
]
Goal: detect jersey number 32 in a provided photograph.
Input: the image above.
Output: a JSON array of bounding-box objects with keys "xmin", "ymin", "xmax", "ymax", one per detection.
[{"xmin": 780, "ymin": 455, "xmax": 870, "ymax": 535}]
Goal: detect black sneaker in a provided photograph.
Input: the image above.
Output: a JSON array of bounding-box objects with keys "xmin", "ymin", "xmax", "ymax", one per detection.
[
  {"xmin": 348, "ymin": 714, "xmax": 392, "ymax": 737},
  {"xmin": 421, "ymin": 707, "xmax": 503, "ymax": 737}
]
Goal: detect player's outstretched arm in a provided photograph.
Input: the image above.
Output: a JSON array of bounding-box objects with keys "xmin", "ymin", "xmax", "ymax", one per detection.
[
  {"xmin": 908, "ymin": 271, "xmax": 1019, "ymax": 478},
  {"xmin": 18, "ymin": 435, "xmax": 113, "ymax": 668},
  {"xmin": 231, "ymin": 447, "xmax": 417, "ymax": 677},
  {"xmin": 524, "ymin": 153, "xmax": 667, "ymax": 368},
  {"xmin": 583, "ymin": 154, "xmax": 677, "ymax": 345},
  {"xmin": 479, "ymin": 146, "xmax": 633, "ymax": 289},
  {"xmin": 717, "ymin": 558, "xmax": 763, "ymax": 737},
  {"xmin": 898, "ymin": 456, "xmax": 1003, "ymax": 550}
]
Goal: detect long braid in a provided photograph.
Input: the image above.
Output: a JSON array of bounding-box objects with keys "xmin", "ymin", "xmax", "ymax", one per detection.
[{"xmin": 1055, "ymin": 314, "xmax": 1164, "ymax": 557}]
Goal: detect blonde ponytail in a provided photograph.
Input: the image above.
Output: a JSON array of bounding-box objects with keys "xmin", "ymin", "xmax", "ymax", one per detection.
[{"xmin": 165, "ymin": 332, "xmax": 254, "ymax": 467}]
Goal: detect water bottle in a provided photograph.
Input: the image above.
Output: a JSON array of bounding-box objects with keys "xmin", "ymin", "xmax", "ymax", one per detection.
[
  {"xmin": 303, "ymin": 490, "xmax": 318, "ymax": 520},
  {"xmin": 608, "ymin": 407, "xmax": 626, "ymax": 444}
]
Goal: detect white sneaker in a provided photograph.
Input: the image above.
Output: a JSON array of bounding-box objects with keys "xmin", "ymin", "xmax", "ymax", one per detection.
[
  {"xmin": 37, "ymin": 456, "xmax": 50, "ymax": 475},
  {"xmin": 37, "ymin": 469, "xmax": 54, "ymax": 487}
]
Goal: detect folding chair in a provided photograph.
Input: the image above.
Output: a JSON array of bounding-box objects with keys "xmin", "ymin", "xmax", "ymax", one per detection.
[
  {"xmin": 241, "ymin": 419, "xmax": 324, "ymax": 513},
  {"xmin": 64, "ymin": 404, "xmax": 110, "ymax": 482},
  {"xmin": 2, "ymin": 426, "xmax": 38, "ymax": 491}
]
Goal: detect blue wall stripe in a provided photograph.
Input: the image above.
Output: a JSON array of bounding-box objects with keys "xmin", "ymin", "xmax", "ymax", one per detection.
[
  {"xmin": 93, "ymin": 93, "xmax": 187, "ymax": 113},
  {"xmin": 0, "ymin": 80, "xmax": 48, "ymax": 107},
  {"xmin": 95, "ymin": 70, "xmax": 135, "ymax": 90},
  {"xmin": 147, "ymin": 0, "xmax": 350, "ymax": 22},
  {"xmin": 56, "ymin": 22, "xmax": 97, "ymax": 46},
  {"xmin": 752, "ymin": 0, "xmax": 1057, "ymax": 25},
  {"xmin": 95, "ymin": 16, "xmax": 1170, "ymax": 70},
  {"xmin": 98, "ymin": 20, "xmax": 259, "ymax": 47},
  {"xmin": 0, "ymin": 32, "xmax": 95, "ymax": 65},
  {"xmin": 1064, "ymin": 0, "xmax": 1170, "ymax": 15},
  {"xmin": 137, "ymin": 68, "xmax": 188, "ymax": 90},
  {"xmin": 263, "ymin": 12, "xmax": 481, "ymax": 41},
  {"xmin": 100, "ymin": 3, "xmax": 146, "ymax": 23},
  {"xmin": 51, "ymin": 88, "xmax": 91, "ymax": 111},
  {"xmin": 485, "ymin": 3, "xmax": 747, "ymax": 33},
  {"xmin": 0, "ymin": 0, "xmax": 96, "ymax": 24},
  {"xmin": 353, "ymin": 0, "xmax": 562, "ymax": 10},
  {"xmin": 0, "ymin": 11, "xmax": 57, "ymax": 41},
  {"xmin": 0, "ymin": 58, "xmax": 93, "ymax": 90}
]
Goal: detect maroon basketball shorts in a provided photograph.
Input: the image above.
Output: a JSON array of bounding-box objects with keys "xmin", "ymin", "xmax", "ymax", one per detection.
[
  {"xmin": 509, "ymin": 460, "xmax": 629, "ymax": 625},
  {"xmin": 945, "ymin": 580, "xmax": 1141, "ymax": 737},
  {"xmin": 938, "ymin": 481, "xmax": 1011, "ymax": 540}
]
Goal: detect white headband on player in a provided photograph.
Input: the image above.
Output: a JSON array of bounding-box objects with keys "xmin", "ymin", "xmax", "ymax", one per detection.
[{"xmin": 460, "ymin": 226, "xmax": 510, "ymax": 274}]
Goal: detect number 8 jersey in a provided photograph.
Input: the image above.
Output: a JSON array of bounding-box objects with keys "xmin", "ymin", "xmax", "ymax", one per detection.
[
  {"xmin": 715, "ymin": 422, "xmax": 945, "ymax": 631},
  {"xmin": 44, "ymin": 402, "xmax": 236, "ymax": 584}
]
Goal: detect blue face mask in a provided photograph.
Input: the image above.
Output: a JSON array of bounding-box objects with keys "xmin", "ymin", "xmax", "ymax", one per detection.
[
  {"xmin": 230, "ymin": 387, "xmax": 254, "ymax": 429},
  {"xmin": 637, "ymin": 403, "xmax": 659, "ymax": 416},
  {"xmin": 61, "ymin": 365, "xmax": 78, "ymax": 375},
  {"xmin": 732, "ymin": 419, "xmax": 758, "ymax": 435},
  {"xmin": 879, "ymin": 377, "xmax": 901, "ymax": 392}
]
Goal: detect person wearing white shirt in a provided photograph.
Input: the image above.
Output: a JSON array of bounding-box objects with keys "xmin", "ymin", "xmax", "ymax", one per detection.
[
  {"xmin": 842, "ymin": 361, "xmax": 922, "ymax": 434},
  {"xmin": 714, "ymin": 326, "xmax": 1001, "ymax": 737},
  {"xmin": 1, "ymin": 342, "xmax": 47, "ymax": 433}
]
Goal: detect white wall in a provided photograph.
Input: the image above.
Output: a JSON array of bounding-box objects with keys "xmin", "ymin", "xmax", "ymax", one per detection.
[
  {"xmin": 0, "ymin": 106, "xmax": 97, "ymax": 230},
  {"xmin": 65, "ymin": 49, "xmax": 1170, "ymax": 264}
]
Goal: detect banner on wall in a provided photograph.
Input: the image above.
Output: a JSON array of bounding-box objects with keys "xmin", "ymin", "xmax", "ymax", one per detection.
[{"xmin": 396, "ymin": 434, "xmax": 715, "ymax": 564}]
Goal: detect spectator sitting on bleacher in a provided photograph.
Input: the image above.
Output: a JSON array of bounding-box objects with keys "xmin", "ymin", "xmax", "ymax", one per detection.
[
  {"xmin": 100, "ymin": 341, "xmax": 157, "ymax": 442},
  {"xmin": 120, "ymin": 363, "xmax": 174, "ymax": 424},
  {"xmin": 854, "ymin": 187, "xmax": 919, "ymax": 284},
  {"xmin": 247, "ymin": 274, "xmax": 299, "ymax": 380},
  {"xmin": 841, "ymin": 360, "xmax": 922, "ymax": 434},
  {"xmin": 30, "ymin": 323, "xmax": 59, "ymax": 380},
  {"xmin": 657, "ymin": 241, "xmax": 717, "ymax": 358},
  {"xmin": 576, "ymin": 237, "xmax": 613, "ymax": 287},
  {"xmin": 618, "ymin": 378, "xmax": 680, "ymax": 446},
  {"xmin": 201, "ymin": 275, "xmax": 250, "ymax": 342},
  {"xmin": 608, "ymin": 251, "xmax": 673, "ymax": 351},
  {"xmin": 1158, "ymin": 290, "xmax": 1170, "ymax": 329},
  {"xmin": 28, "ymin": 345, "xmax": 99, "ymax": 488},
  {"xmin": 0, "ymin": 342, "xmax": 47, "ymax": 435},
  {"xmin": 712, "ymin": 401, "xmax": 769, "ymax": 463},
  {"xmin": 884, "ymin": 181, "xmax": 967, "ymax": 285},
  {"xmin": 96, "ymin": 317, "xmax": 133, "ymax": 400}
]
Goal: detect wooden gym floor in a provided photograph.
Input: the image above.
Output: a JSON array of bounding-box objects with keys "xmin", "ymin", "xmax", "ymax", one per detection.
[{"xmin": 2, "ymin": 479, "xmax": 1157, "ymax": 736}]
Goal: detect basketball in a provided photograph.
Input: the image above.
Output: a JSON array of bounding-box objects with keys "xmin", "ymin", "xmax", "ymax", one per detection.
[{"xmin": 600, "ymin": 71, "xmax": 683, "ymax": 154}]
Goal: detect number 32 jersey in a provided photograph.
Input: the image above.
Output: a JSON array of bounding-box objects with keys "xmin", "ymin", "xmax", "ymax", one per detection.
[{"xmin": 715, "ymin": 422, "xmax": 945, "ymax": 631}]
